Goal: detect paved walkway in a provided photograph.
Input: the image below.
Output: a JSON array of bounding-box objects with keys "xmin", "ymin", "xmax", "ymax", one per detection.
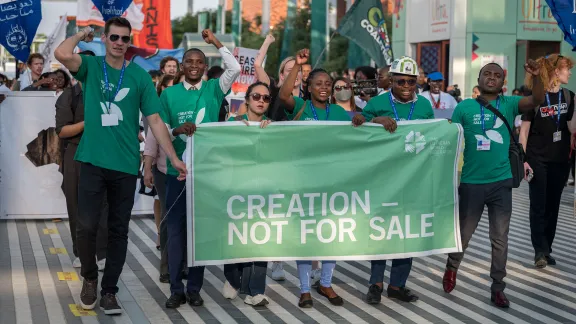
[{"xmin": 1, "ymin": 183, "xmax": 576, "ymax": 324}]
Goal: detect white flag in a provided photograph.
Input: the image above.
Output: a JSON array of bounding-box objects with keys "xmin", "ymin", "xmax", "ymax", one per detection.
[
  {"xmin": 40, "ymin": 14, "xmax": 68, "ymax": 73},
  {"xmin": 76, "ymin": 0, "xmax": 144, "ymax": 32}
]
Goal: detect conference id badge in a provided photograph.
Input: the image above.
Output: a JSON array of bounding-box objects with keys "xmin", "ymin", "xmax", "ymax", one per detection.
[
  {"xmin": 477, "ymin": 138, "xmax": 491, "ymax": 151},
  {"xmin": 553, "ymin": 131, "xmax": 562, "ymax": 142},
  {"xmin": 102, "ymin": 114, "xmax": 119, "ymax": 127}
]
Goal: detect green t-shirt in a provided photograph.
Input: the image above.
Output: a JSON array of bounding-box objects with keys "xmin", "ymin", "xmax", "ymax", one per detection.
[
  {"xmin": 72, "ymin": 55, "xmax": 161, "ymax": 175},
  {"xmin": 362, "ymin": 92, "xmax": 435, "ymax": 121},
  {"xmin": 451, "ymin": 96, "xmax": 521, "ymax": 184},
  {"xmin": 227, "ymin": 114, "xmax": 268, "ymax": 121},
  {"xmin": 161, "ymin": 80, "xmax": 227, "ymax": 176},
  {"xmin": 288, "ymin": 96, "xmax": 351, "ymax": 121}
]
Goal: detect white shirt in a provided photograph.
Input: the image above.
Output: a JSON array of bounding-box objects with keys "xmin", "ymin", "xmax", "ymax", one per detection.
[{"xmin": 420, "ymin": 91, "xmax": 458, "ymax": 119}]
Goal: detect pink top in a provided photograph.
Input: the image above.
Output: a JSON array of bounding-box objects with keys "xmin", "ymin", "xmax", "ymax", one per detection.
[{"xmin": 143, "ymin": 130, "xmax": 167, "ymax": 174}]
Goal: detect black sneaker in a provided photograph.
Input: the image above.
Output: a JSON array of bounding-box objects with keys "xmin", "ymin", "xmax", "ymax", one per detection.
[
  {"xmin": 100, "ymin": 293, "xmax": 123, "ymax": 315},
  {"xmin": 187, "ymin": 291, "xmax": 204, "ymax": 306},
  {"xmin": 545, "ymin": 255, "xmax": 556, "ymax": 265},
  {"xmin": 387, "ymin": 286, "xmax": 419, "ymax": 302},
  {"xmin": 165, "ymin": 293, "xmax": 186, "ymax": 308},
  {"xmin": 80, "ymin": 279, "xmax": 98, "ymax": 310},
  {"xmin": 159, "ymin": 273, "xmax": 170, "ymax": 283},
  {"xmin": 366, "ymin": 284, "xmax": 383, "ymax": 304}
]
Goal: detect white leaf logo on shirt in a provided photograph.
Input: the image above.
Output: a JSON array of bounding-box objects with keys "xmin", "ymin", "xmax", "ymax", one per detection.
[
  {"xmin": 109, "ymin": 103, "xmax": 124, "ymax": 121},
  {"xmin": 114, "ymin": 88, "xmax": 130, "ymax": 102},
  {"xmin": 485, "ymin": 130, "xmax": 503, "ymax": 144},
  {"xmin": 100, "ymin": 102, "xmax": 108, "ymax": 114},
  {"xmin": 494, "ymin": 117, "xmax": 504, "ymax": 129},
  {"xmin": 195, "ymin": 107, "xmax": 206, "ymax": 125}
]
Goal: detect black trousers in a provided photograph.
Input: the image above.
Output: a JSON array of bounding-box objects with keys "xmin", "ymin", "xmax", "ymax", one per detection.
[
  {"xmin": 447, "ymin": 179, "xmax": 513, "ymax": 292},
  {"xmin": 527, "ymin": 158, "xmax": 570, "ymax": 258},
  {"xmin": 61, "ymin": 143, "xmax": 108, "ymax": 259},
  {"xmin": 77, "ymin": 162, "xmax": 137, "ymax": 295}
]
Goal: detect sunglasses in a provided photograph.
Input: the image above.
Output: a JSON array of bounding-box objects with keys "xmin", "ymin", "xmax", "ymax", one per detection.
[
  {"xmin": 334, "ymin": 85, "xmax": 351, "ymax": 92},
  {"xmin": 250, "ymin": 93, "xmax": 271, "ymax": 103},
  {"xmin": 395, "ymin": 79, "xmax": 417, "ymax": 86},
  {"xmin": 108, "ymin": 34, "xmax": 131, "ymax": 44}
]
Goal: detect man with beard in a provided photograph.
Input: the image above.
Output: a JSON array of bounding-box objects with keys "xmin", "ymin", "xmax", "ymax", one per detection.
[
  {"xmin": 55, "ymin": 17, "xmax": 186, "ymax": 315},
  {"xmin": 442, "ymin": 61, "xmax": 544, "ymax": 308},
  {"xmin": 352, "ymin": 56, "xmax": 434, "ymax": 305},
  {"xmin": 160, "ymin": 29, "xmax": 240, "ymax": 309},
  {"xmin": 420, "ymin": 72, "xmax": 458, "ymax": 119},
  {"xmin": 160, "ymin": 56, "xmax": 179, "ymax": 76}
]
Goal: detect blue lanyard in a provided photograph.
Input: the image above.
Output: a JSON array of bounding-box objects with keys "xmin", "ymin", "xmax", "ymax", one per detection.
[
  {"xmin": 388, "ymin": 93, "xmax": 415, "ymax": 121},
  {"xmin": 545, "ymin": 90, "xmax": 562, "ymax": 130},
  {"xmin": 102, "ymin": 57, "xmax": 126, "ymax": 114},
  {"xmin": 480, "ymin": 97, "xmax": 500, "ymax": 134},
  {"xmin": 309, "ymin": 101, "xmax": 330, "ymax": 120}
]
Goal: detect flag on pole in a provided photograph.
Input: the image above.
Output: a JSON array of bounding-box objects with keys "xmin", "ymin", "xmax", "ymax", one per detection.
[
  {"xmin": 544, "ymin": 0, "xmax": 576, "ymax": 51},
  {"xmin": 338, "ymin": 0, "xmax": 393, "ymax": 67},
  {"xmin": 40, "ymin": 14, "xmax": 68, "ymax": 72},
  {"xmin": 0, "ymin": 0, "xmax": 42, "ymax": 62},
  {"xmin": 133, "ymin": 0, "xmax": 173, "ymax": 49}
]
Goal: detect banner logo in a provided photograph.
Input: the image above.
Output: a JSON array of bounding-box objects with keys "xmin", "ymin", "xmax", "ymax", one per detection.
[{"xmin": 405, "ymin": 131, "xmax": 426, "ymax": 154}]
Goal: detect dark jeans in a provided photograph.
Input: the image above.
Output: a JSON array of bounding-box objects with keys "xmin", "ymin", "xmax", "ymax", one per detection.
[
  {"xmin": 77, "ymin": 163, "xmax": 137, "ymax": 295},
  {"xmin": 62, "ymin": 144, "xmax": 107, "ymax": 259},
  {"xmin": 152, "ymin": 166, "xmax": 168, "ymax": 275},
  {"xmin": 166, "ymin": 175, "xmax": 204, "ymax": 295},
  {"xmin": 369, "ymin": 258, "xmax": 412, "ymax": 287},
  {"xmin": 446, "ymin": 179, "xmax": 512, "ymax": 292},
  {"xmin": 224, "ymin": 262, "xmax": 267, "ymax": 296},
  {"xmin": 528, "ymin": 158, "xmax": 570, "ymax": 258}
]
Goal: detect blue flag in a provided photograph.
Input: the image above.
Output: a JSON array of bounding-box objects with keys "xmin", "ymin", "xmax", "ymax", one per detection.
[
  {"xmin": 0, "ymin": 0, "xmax": 42, "ymax": 62},
  {"xmin": 545, "ymin": 0, "xmax": 576, "ymax": 50},
  {"xmin": 91, "ymin": 0, "xmax": 132, "ymax": 22}
]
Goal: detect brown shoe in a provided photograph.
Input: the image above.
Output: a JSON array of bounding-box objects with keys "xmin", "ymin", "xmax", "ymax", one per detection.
[
  {"xmin": 443, "ymin": 269, "xmax": 457, "ymax": 293},
  {"xmin": 317, "ymin": 285, "xmax": 344, "ymax": 306},
  {"xmin": 491, "ymin": 291, "xmax": 510, "ymax": 308},
  {"xmin": 298, "ymin": 293, "xmax": 313, "ymax": 308}
]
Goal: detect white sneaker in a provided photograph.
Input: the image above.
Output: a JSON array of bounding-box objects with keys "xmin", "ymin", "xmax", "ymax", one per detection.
[
  {"xmin": 222, "ymin": 280, "xmax": 238, "ymax": 299},
  {"xmin": 72, "ymin": 257, "xmax": 81, "ymax": 268},
  {"xmin": 97, "ymin": 258, "xmax": 106, "ymax": 272},
  {"xmin": 311, "ymin": 268, "xmax": 321, "ymax": 282},
  {"xmin": 244, "ymin": 294, "xmax": 269, "ymax": 306},
  {"xmin": 271, "ymin": 262, "xmax": 286, "ymax": 281}
]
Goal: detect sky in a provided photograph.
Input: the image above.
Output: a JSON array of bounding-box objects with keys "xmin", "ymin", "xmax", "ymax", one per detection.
[{"xmin": 171, "ymin": 0, "xmax": 218, "ymax": 20}]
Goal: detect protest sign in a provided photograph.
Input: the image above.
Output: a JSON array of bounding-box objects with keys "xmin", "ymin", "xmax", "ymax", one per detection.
[
  {"xmin": 231, "ymin": 47, "xmax": 264, "ymax": 94},
  {"xmin": 186, "ymin": 120, "xmax": 463, "ymax": 265}
]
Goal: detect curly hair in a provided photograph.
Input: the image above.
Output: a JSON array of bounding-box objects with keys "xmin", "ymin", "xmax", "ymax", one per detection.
[{"xmin": 525, "ymin": 54, "xmax": 574, "ymax": 90}]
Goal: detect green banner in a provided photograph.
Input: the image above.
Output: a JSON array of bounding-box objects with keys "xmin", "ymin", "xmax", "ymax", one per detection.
[
  {"xmin": 280, "ymin": 0, "xmax": 297, "ymax": 61},
  {"xmin": 198, "ymin": 12, "xmax": 209, "ymax": 32},
  {"xmin": 187, "ymin": 121, "xmax": 463, "ymax": 265},
  {"xmin": 311, "ymin": 0, "xmax": 328, "ymax": 66},
  {"xmin": 338, "ymin": 0, "xmax": 393, "ymax": 67},
  {"xmin": 231, "ymin": 0, "xmax": 241, "ymax": 46}
]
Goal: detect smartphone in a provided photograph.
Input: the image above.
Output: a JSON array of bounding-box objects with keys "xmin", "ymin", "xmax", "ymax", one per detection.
[{"xmin": 526, "ymin": 169, "xmax": 534, "ymax": 182}]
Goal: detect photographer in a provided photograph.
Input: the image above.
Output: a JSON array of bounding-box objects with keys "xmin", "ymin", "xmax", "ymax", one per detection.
[
  {"xmin": 353, "ymin": 66, "xmax": 378, "ymax": 108},
  {"xmin": 420, "ymin": 72, "xmax": 458, "ymax": 119}
]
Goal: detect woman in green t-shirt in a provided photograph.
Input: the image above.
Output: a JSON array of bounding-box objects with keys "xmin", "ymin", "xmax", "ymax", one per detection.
[
  {"xmin": 279, "ymin": 49, "xmax": 350, "ymax": 122},
  {"xmin": 222, "ymin": 82, "xmax": 272, "ymax": 307},
  {"xmin": 278, "ymin": 49, "xmax": 346, "ymax": 308}
]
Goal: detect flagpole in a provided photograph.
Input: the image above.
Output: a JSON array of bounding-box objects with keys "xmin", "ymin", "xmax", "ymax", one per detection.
[{"xmin": 313, "ymin": 30, "xmax": 337, "ymax": 69}]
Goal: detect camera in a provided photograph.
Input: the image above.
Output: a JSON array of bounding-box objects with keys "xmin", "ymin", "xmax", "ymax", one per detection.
[
  {"xmin": 448, "ymin": 84, "xmax": 461, "ymax": 101},
  {"xmin": 351, "ymin": 79, "xmax": 378, "ymax": 97}
]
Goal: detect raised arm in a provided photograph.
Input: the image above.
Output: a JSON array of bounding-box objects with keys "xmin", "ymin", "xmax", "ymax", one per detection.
[
  {"xmin": 201, "ymin": 29, "xmax": 241, "ymax": 94},
  {"xmin": 54, "ymin": 27, "xmax": 94, "ymax": 73},
  {"xmin": 254, "ymin": 35, "xmax": 275, "ymax": 85},
  {"xmin": 519, "ymin": 59, "xmax": 545, "ymax": 114},
  {"xmin": 279, "ymin": 49, "xmax": 309, "ymax": 112}
]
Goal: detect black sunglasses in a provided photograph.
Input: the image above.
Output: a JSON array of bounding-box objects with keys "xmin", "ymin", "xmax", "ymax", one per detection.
[
  {"xmin": 334, "ymin": 85, "xmax": 351, "ymax": 92},
  {"xmin": 395, "ymin": 79, "xmax": 417, "ymax": 86},
  {"xmin": 108, "ymin": 34, "xmax": 131, "ymax": 44},
  {"xmin": 250, "ymin": 93, "xmax": 271, "ymax": 103}
]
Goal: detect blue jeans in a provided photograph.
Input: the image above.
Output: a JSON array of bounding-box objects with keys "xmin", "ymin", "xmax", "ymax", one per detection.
[
  {"xmin": 166, "ymin": 175, "xmax": 205, "ymax": 295},
  {"xmin": 297, "ymin": 261, "xmax": 335, "ymax": 293},
  {"xmin": 369, "ymin": 258, "xmax": 412, "ymax": 287},
  {"xmin": 224, "ymin": 262, "xmax": 267, "ymax": 296}
]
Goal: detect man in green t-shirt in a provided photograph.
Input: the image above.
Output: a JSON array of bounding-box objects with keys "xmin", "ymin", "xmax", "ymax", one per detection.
[
  {"xmin": 442, "ymin": 61, "xmax": 544, "ymax": 308},
  {"xmin": 55, "ymin": 17, "xmax": 186, "ymax": 315},
  {"xmin": 352, "ymin": 56, "xmax": 433, "ymax": 305},
  {"xmin": 160, "ymin": 29, "xmax": 241, "ymax": 309}
]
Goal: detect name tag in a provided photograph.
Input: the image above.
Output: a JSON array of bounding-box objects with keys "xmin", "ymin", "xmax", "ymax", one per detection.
[
  {"xmin": 101, "ymin": 114, "xmax": 119, "ymax": 127},
  {"xmin": 553, "ymin": 131, "xmax": 562, "ymax": 142},
  {"xmin": 477, "ymin": 138, "xmax": 491, "ymax": 151}
]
